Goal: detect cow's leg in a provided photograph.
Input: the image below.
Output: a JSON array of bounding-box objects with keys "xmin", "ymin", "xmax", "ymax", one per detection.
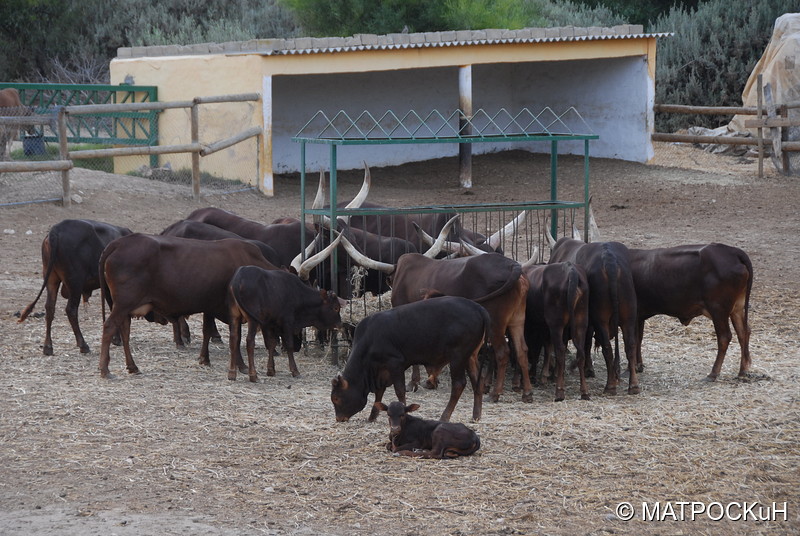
[
  {"xmin": 367, "ymin": 387, "xmax": 387, "ymax": 422},
  {"xmin": 466, "ymin": 341, "xmax": 484, "ymax": 422},
  {"xmin": 572, "ymin": 320, "xmax": 591, "ymax": 401},
  {"xmin": 42, "ymin": 277, "xmax": 60, "ymax": 356},
  {"xmin": 209, "ymin": 319, "xmax": 223, "ymax": 343},
  {"xmin": 198, "ymin": 312, "xmax": 215, "ymax": 366},
  {"xmin": 227, "ymin": 314, "xmax": 242, "ymax": 381},
  {"xmin": 440, "ymin": 366, "xmax": 467, "ymax": 423},
  {"xmin": 635, "ymin": 317, "xmax": 646, "ymax": 372},
  {"xmin": 706, "ymin": 313, "xmax": 733, "ymax": 381},
  {"xmin": 245, "ymin": 320, "xmax": 259, "ymax": 382},
  {"xmin": 99, "ymin": 315, "xmax": 119, "ymax": 378},
  {"xmin": 620, "ymin": 313, "xmax": 641, "ymax": 394},
  {"xmin": 406, "ymin": 365, "xmax": 421, "ymax": 392},
  {"xmin": 64, "ymin": 292, "xmax": 90, "ymax": 354},
  {"xmin": 730, "ymin": 303, "xmax": 752, "ymax": 378},
  {"xmin": 120, "ymin": 317, "xmax": 139, "ymax": 374},
  {"xmin": 488, "ymin": 334, "xmax": 510, "ymax": 403},
  {"xmin": 508, "ymin": 324, "xmax": 532, "ymax": 403},
  {"xmin": 550, "ymin": 329, "xmax": 566, "ymax": 402},
  {"xmin": 171, "ymin": 318, "xmax": 186, "ymax": 348},
  {"xmin": 266, "ymin": 330, "xmax": 278, "ymax": 376},
  {"xmin": 595, "ymin": 326, "xmax": 617, "ymax": 395},
  {"xmin": 281, "ymin": 326, "xmax": 301, "ymax": 378}
]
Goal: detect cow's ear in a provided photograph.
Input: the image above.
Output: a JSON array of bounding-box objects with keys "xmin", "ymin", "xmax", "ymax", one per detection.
[
  {"xmin": 320, "ymin": 289, "xmax": 327, "ymax": 300},
  {"xmin": 332, "ymin": 374, "xmax": 348, "ymax": 390},
  {"xmin": 406, "ymin": 403, "xmax": 421, "ymax": 413},
  {"xmin": 376, "ymin": 402, "xmax": 388, "ymax": 412}
]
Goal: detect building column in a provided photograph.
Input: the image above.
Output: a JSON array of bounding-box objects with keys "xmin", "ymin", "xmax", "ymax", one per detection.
[
  {"xmin": 459, "ymin": 64, "xmax": 473, "ymax": 188},
  {"xmin": 261, "ymin": 75, "xmax": 274, "ymax": 196}
]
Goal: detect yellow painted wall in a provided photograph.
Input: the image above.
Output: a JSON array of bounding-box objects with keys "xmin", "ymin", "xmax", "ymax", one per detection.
[{"xmin": 110, "ymin": 54, "xmax": 263, "ymax": 183}]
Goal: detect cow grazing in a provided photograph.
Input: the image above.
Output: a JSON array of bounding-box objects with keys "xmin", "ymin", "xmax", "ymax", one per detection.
[
  {"xmin": 628, "ymin": 243, "xmax": 753, "ymax": 381},
  {"xmin": 97, "ymin": 233, "xmax": 337, "ymax": 378},
  {"xmin": 0, "ymin": 88, "xmax": 33, "ymax": 160},
  {"xmin": 548, "ymin": 237, "xmax": 640, "ymax": 396},
  {"xmin": 227, "ymin": 266, "xmax": 343, "ymax": 382},
  {"xmin": 185, "ymin": 207, "xmax": 313, "ymax": 268},
  {"xmin": 377, "ymin": 401, "xmax": 481, "ymax": 459},
  {"xmin": 161, "ymin": 219, "xmax": 282, "ymax": 267},
  {"xmin": 385, "ymin": 251, "xmax": 532, "ymax": 403},
  {"xmin": 18, "ymin": 219, "xmax": 133, "ymax": 355},
  {"xmin": 522, "ymin": 260, "xmax": 591, "ymax": 401},
  {"xmin": 330, "ymin": 296, "xmax": 489, "ymax": 423}
]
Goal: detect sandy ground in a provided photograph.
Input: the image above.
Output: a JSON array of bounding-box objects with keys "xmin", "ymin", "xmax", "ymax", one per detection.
[{"xmin": 0, "ymin": 143, "xmax": 798, "ymax": 535}]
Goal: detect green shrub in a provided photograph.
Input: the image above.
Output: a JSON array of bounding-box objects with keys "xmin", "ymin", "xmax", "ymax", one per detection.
[{"xmin": 652, "ymin": 0, "xmax": 800, "ymax": 132}]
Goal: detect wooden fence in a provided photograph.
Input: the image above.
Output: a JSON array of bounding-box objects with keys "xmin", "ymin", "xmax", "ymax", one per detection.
[
  {"xmin": 0, "ymin": 93, "xmax": 261, "ymax": 206},
  {"xmin": 653, "ymin": 76, "xmax": 800, "ymax": 177}
]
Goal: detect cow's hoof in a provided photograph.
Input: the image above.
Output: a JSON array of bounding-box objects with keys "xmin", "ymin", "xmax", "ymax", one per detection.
[
  {"xmin": 489, "ymin": 393, "xmax": 500, "ymax": 403},
  {"xmin": 554, "ymin": 391, "xmax": 565, "ymax": 402},
  {"xmin": 604, "ymin": 387, "xmax": 617, "ymax": 396},
  {"xmin": 581, "ymin": 393, "xmax": 591, "ymax": 401},
  {"xmin": 127, "ymin": 367, "xmax": 140, "ymax": 375},
  {"xmin": 636, "ymin": 364, "xmax": 645, "ymax": 373},
  {"xmin": 249, "ymin": 375, "xmax": 259, "ymax": 383},
  {"xmin": 423, "ymin": 380, "xmax": 437, "ymax": 390},
  {"xmin": 521, "ymin": 392, "xmax": 533, "ymax": 403},
  {"xmin": 80, "ymin": 344, "xmax": 91, "ymax": 354},
  {"xmin": 237, "ymin": 365, "xmax": 248, "ymax": 374},
  {"xmin": 266, "ymin": 369, "xmax": 276, "ymax": 377},
  {"xmin": 586, "ymin": 368, "xmax": 596, "ymax": 378},
  {"xmin": 211, "ymin": 336, "xmax": 223, "ymax": 343},
  {"xmin": 227, "ymin": 370, "xmax": 237, "ymax": 381},
  {"xmin": 703, "ymin": 374, "xmax": 718, "ymax": 382},
  {"xmin": 291, "ymin": 371, "xmax": 301, "ymax": 378},
  {"xmin": 405, "ymin": 382, "xmax": 419, "ymax": 393},
  {"xmin": 43, "ymin": 345, "xmax": 53, "ymax": 356},
  {"xmin": 99, "ymin": 370, "xmax": 110, "ymax": 379},
  {"xmin": 628, "ymin": 385, "xmax": 641, "ymax": 395}
]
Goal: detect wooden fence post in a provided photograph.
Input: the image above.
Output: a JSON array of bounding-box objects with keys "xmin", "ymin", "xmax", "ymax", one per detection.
[
  {"xmin": 757, "ymin": 74, "xmax": 764, "ymax": 178},
  {"xmin": 191, "ymin": 101, "xmax": 201, "ymax": 198},
  {"xmin": 58, "ymin": 107, "xmax": 71, "ymax": 207}
]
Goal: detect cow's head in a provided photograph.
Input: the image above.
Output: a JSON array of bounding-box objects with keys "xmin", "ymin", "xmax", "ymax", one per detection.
[
  {"xmin": 330, "ymin": 374, "xmax": 368, "ymax": 422},
  {"xmin": 377, "ymin": 401, "xmax": 420, "ymax": 439}
]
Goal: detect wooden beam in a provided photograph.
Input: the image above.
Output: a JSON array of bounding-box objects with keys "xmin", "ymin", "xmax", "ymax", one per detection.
[
  {"xmin": 651, "ymin": 132, "xmax": 759, "ymax": 146},
  {"xmin": 654, "ymin": 104, "xmax": 760, "ymax": 115}
]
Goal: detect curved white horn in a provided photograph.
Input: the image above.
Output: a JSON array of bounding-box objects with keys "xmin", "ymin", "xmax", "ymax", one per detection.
[
  {"xmin": 459, "ymin": 239, "xmax": 488, "ymax": 256},
  {"xmin": 423, "ymin": 215, "xmax": 461, "ymax": 258},
  {"xmin": 295, "ymin": 233, "xmax": 343, "ymax": 281},
  {"xmin": 344, "ymin": 161, "xmax": 371, "ymax": 210},
  {"xmin": 521, "ymin": 245, "xmax": 540, "ymax": 268},
  {"xmin": 488, "ymin": 211, "xmax": 526, "ymax": 250},
  {"xmin": 413, "ymin": 222, "xmax": 462, "ymax": 254},
  {"xmin": 588, "ymin": 198, "xmax": 601, "ymax": 242},
  {"xmin": 312, "ymin": 168, "xmax": 327, "ymax": 210},
  {"xmin": 290, "ymin": 236, "xmax": 322, "ymax": 274},
  {"xmin": 572, "ymin": 223, "xmax": 583, "ymax": 241},
  {"xmin": 337, "ymin": 232, "xmax": 395, "ymax": 274},
  {"xmin": 544, "ymin": 218, "xmax": 556, "ymax": 250}
]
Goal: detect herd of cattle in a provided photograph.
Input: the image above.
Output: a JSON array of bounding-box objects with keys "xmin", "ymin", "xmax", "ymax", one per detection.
[{"xmin": 16, "ymin": 165, "xmax": 754, "ymax": 458}]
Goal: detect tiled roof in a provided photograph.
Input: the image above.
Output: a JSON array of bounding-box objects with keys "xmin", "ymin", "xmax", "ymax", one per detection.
[{"xmin": 117, "ymin": 25, "xmax": 670, "ymax": 59}]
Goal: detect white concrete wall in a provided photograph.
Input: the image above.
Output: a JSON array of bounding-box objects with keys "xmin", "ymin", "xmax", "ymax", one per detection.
[{"xmin": 272, "ymin": 55, "xmax": 652, "ymax": 174}]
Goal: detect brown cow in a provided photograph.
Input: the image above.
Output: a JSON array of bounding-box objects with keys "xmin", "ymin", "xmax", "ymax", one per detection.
[
  {"xmin": 330, "ymin": 296, "xmax": 489, "ymax": 423},
  {"xmin": 97, "ymin": 234, "xmax": 334, "ymax": 378},
  {"xmin": 18, "ymin": 219, "xmax": 133, "ymax": 355},
  {"xmin": 227, "ymin": 265, "xmax": 343, "ymax": 382},
  {"xmin": 522, "ymin": 260, "xmax": 591, "ymax": 401},
  {"xmin": 377, "ymin": 401, "xmax": 481, "ymax": 459},
  {"xmin": 0, "ymin": 88, "xmax": 33, "ymax": 160}
]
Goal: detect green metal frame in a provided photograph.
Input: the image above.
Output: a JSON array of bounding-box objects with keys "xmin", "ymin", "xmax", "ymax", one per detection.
[
  {"xmin": 0, "ymin": 82, "xmax": 159, "ymax": 166},
  {"xmin": 292, "ymin": 107, "xmax": 598, "ymax": 290}
]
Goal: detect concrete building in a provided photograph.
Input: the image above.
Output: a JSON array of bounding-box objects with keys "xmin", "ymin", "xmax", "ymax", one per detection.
[{"xmin": 111, "ymin": 25, "xmax": 668, "ymax": 196}]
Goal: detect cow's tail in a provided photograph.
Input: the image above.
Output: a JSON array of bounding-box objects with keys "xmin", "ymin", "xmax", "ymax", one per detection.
[
  {"xmin": 603, "ymin": 246, "xmax": 621, "ymax": 370},
  {"xmin": 566, "ymin": 263, "xmax": 581, "ymax": 330},
  {"xmin": 740, "ymin": 249, "xmax": 754, "ymax": 331},
  {"xmin": 98, "ymin": 241, "xmax": 115, "ymax": 324},
  {"xmin": 18, "ymin": 229, "xmax": 58, "ymax": 322},
  {"xmin": 474, "ymin": 263, "xmax": 522, "ymax": 305}
]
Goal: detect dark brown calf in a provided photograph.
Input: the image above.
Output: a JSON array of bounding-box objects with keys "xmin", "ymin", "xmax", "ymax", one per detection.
[{"xmin": 377, "ymin": 402, "xmax": 481, "ymax": 459}]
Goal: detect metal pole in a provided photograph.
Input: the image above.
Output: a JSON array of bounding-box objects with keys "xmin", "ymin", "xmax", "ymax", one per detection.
[
  {"xmin": 550, "ymin": 140, "xmax": 558, "ymax": 240},
  {"xmin": 584, "ymin": 139, "xmax": 590, "ymax": 243},
  {"xmin": 300, "ymin": 141, "xmax": 307, "ymax": 257}
]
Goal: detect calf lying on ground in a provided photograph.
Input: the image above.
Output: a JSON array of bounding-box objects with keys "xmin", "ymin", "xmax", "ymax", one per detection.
[{"xmin": 377, "ymin": 401, "xmax": 481, "ymax": 459}]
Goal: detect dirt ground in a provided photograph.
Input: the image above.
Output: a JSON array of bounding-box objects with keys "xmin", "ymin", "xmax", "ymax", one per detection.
[{"xmin": 0, "ymin": 143, "xmax": 798, "ymax": 535}]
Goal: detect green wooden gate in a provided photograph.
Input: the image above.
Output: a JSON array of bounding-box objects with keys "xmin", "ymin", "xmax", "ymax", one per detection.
[{"xmin": 0, "ymin": 82, "xmax": 159, "ymax": 166}]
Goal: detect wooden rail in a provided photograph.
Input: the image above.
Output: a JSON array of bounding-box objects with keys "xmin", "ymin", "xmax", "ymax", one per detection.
[
  {"xmin": 0, "ymin": 93, "xmax": 262, "ymax": 204},
  {"xmin": 653, "ymin": 76, "xmax": 799, "ymax": 176}
]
